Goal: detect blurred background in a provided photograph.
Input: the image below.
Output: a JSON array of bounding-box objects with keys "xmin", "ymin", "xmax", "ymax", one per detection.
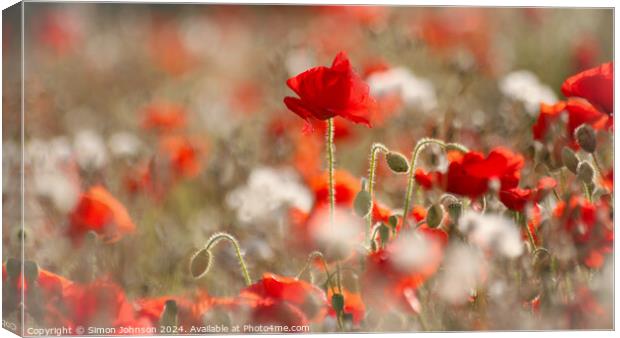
[{"xmin": 2, "ymin": 3, "xmax": 614, "ymax": 331}]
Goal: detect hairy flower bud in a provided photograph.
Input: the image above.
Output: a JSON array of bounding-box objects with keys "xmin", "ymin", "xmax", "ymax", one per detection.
[
  {"xmin": 385, "ymin": 151, "xmax": 410, "ymax": 174},
  {"xmin": 561, "ymin": 147, "xmax": 579, "ymax": 174},
  {"xmin": 388, "ymin": 215, "xmax": 399, "ymax": 229},
  {"xmin": 576, "ymin": 161, "xmax": 594, "ymax": 184},
  {"xmin": 426, "ymin": 204, "xmax": 443, "ymax": 228},
  {"xmin": 189, "ymin": 248, "xmax": 212, "ymax": 279},
  {"xmin": 353, "ymin": 190, "xmax": 372, "ymax": 217},
  {"xmin": 379, "ymin": 223, "xmax": 390, "ymax": 245},
  {"xmin": 5, "ymin": 258, "xmax": 20, "ymax": 279},
  {"xmin": 575, "ymin": 124, "xmax": 597, "ymax": 153}
]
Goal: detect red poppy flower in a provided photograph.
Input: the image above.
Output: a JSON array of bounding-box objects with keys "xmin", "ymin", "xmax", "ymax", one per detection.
[
  {"xmin": 284, "ymin": 52, "xmax": 377, "ymax": 131},
  {"xmin": 62, "ymin": 279, "xmax": 138, "ymax": 329},
  {"xmin": 149, "ymin": 16, "xmax": 194, "ymax": 76},
  {"xmin": 432, "ymin": 147, "xmax": 524, "ymax": 199},
  {"xmin": 499, "ymin": 177, "xmax": 557, "ymax": 212},
  {"xmin": 561, "ymin": 62, "xmax": 613, "ymax": 115},
  {"xmin": 141, "ymin": 102, "xmax": 187, "ymax": 133},
  {"xmin": 37, "ymin": 10, "xmax": 81, "ymax": 56},
  {"xmin": 414, "ymin": 168, "xmax": 435, "ymax": 190},
  {"xmin": 158, "ymin": 136, "xmax": 204, "ymax": 179},
  {"xmin": 553, "ymin": 197, "xmax": 613, "ymax": 269},
  {"xmin": 309, "ymin": 170, "xmax": 360, "ymax": 207},
  {"xmin": 532, "ymin": 101, "xmax": 566, "ymax": 141},
  {"xmin": 68, "ymin": 185, "xmax": 136, "ymax": 245},
  {"xmin": 240, "ymin": 273, "xmax": 328, "ymax": 326},
  {"xmin": 532, "ymin": 99, "xmax": 609, "ymax": 146}
]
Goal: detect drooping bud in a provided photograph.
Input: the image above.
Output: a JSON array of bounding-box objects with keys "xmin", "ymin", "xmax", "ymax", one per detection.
[
  {"xmin": 575, "ymin": 124, "xmax": 597, "ymax": 153},
  {"xmin": 385, "ymin": 151, "xmax": 410, "ymax": 174},
  {"xmin": 331, "ymin": 293, "xmax": 345, "ymax": 314},
  {"xmin": 426, "ymin": 204, "xmax": 443, "ymax": 228},
  {"xmin": 388, "ymin": 215, "xmax": 399, "ymax": 229},
  {"xmin": 576, "ymin": 161, "xmax": 594, "ymax": 184},
  {"xmin": 353, "ymin": 190, "xmax": 372, "ymax": 218},
  {"xmin": 189, "ymin": 248, "xmax": 212, "ymax": 279},
  {"xmin": 561, "ymin": 147, "xmax": 579, "ymax": 174},
  {"xmin": 159, "ymin": 299, "xmax": 178, "ymax": 326},
  {"xmin": 379, "ymin": 223, "xmax": 390, "ymax": 245}
]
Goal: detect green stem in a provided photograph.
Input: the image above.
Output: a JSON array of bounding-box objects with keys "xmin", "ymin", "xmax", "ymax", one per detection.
[
  {"xmin": 326, "ymin": 118, "xmax": 336, "ymax": 227},
  {"xmin": 203, "ymin": 232, "xmax": 252, "ymax": 286},
  {"xmin": 296, "ymin": 251, "xmax": 336, "ymax": 294},
  {"xmin": 366, "ymin": 143, "xmax": 388, "ymax": 242},
  {"xmin": 592, "ymin": 153, "xmax": 605, "ymax": 182},
  {"xmin": 403, "ymin": 138, "xmax": 468, "ymax": 224},
  {"xmin": 516, "ymin": 212, "xmax": 537, "ymax": 253}
]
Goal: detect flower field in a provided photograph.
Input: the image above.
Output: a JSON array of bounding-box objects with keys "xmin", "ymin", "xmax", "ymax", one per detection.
[{"xmin": 1, "ymin": 3, "xmax": 614, "ymax": 334}]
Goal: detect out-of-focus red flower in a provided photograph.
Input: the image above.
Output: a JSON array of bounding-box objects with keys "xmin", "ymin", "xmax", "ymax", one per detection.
[
  {"xmin": 532, "ymin": 101, "xmax": 566, "ymax": 141},
  {"xmin": 149, "ymin": 16, "xmax": 194, "ymax": 76},
  {"xmin": 553, "ymin": 197, "xmax": 613, "ymax": 269},
  {"xmin": 230, "ymin": 81, "xmax": 263, "ymax": 115},
  {"xmin": 572, "ymin": 35, "xmax": 601, "ymax": 72},
  {"xmin": 327, "ymin": 288, "xmax": 366, "ymax": 325},
  {"xmin": 158, "ymin": 136, "xmax": 204, "ymax": 179},
  {"xmin": 68, "ymin": 186, "xmax": 136, "ymax": 245},
  {"xmin": 415, "ymin": 9, "xmax": 493, "ymax": 73},
  {"xmin": 427, "ymin": 147, "xmax": 524, "ymax": 199},
  {"xmin": 361, "ymin": 228, "xmax": 445, "ymax": 315},
  {"xmin": 135, "ymin": 291, "xmax": 213, "ymax": 327},
  {"xmin": 37, "ymin": 10, "xmax": 81, "ymax": 56},
  {"xmin": 532, "ymin": 99, "xmax": 610, "ymax": 146},
  {"xmin": 309, "ymin": 170, "xmax": 360, "ymax": 208},
  {"xmin": 499, "ymin": 177, "xmax": 556, "ymax": 212},
  {"xmin": 141, "ymin": 102, "xmax": 187, "ymax": 133},
  {"xmin": 239, "ymin": 273, "xmax": 327, "ymax": 326},
  {"xmin": 414, "ymin": 168, "xmax": 435, "ymax": 190},
  {"xmin": 561, "ymin": 62, "xmax": 613, "ymax": 115},
  {"xmin": 362, "ymin": 58, "xmax": 390, "ymax": 78},
  {"xmin": 284, "ymin": 52, "xmax": 377, "ymax": 131},
  {"xmin": 62, "ymin": 279, "xmax": 141, "ymax": 329},
  {"xmin": 565, "ymin": 286, "xmax": 608, "ymax": 329}
]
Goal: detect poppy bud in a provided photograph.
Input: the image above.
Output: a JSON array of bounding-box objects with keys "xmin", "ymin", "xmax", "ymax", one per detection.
[
  {"xmin": 160, "ymin": 299, "xmax": 178, "ymax": 326},
  {"xmin": 353, "ymin": 190, "xmax": 372, "ymax": 217},
  {"xmin": 575, "ymin": 124, "xmax": 597, "ymax": 153},
  {"xmin": 577, "ymin": 161, "xmax": 594, "ymax": 184},
  {"xmin": 426, "ymin": 204, "xmax": 443, "ymax": 228},
  {"xmin": 385, "ymin": 151, "xmax": 410, "ymax": 174},
  {"xmin": 379, "ymin": 223, "xmax": 390, "ymax": 245},
  {"xmin": 6, "ymin": 258, "xmax": 21, "ymax": 278},
  {"xmin": 331, "ymin": 293, "xmax": 345, "ymax": 314},
  {"xmin": 388, "ymin": 215, "xmax": 399, "ymax": 229},
  {"xmin": 446, "ymin": 201, "xmax": 463, "ymax": 224},
  {"xmin": 189, "ymin": 248, "xmax": 212, "ymax": 279},
  {"xmin": 23, "ymin": 261, "xmax": 39, "ymax": 283},
  {"xmin": 561, "ymin": 147, "xmax": 579, "ymax": 174}
]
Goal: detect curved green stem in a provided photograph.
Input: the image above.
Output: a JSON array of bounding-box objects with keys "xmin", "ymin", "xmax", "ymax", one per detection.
[
  {"xmin": 296, "ymin": 251, "xmax": 336, "ymax": 294},
  {"xmin": 326, "ymin": 118, "xmax": 336, "ymax": 227},
  {"xmin": 592, "ymin": 153, "xmax": 605, "ymax": 182},
  {"xmin": 366, "ymin": 143, "xmax": 389, "ymax": 242},
  {"xmin": 203, "ymin": 232, "xmax": 252, "ymax": 286},
  {"xmin": 402, "ymin": 138, "xmax": 469, "ymax": 224}
]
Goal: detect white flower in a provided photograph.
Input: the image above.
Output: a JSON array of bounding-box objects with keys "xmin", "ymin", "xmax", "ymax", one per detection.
[
  {"xmin": 73, "ymin": 129, "xmax": 108, "ymax": 170},
  {"xmin": 367, "ymin": 67, "xmax": 438, "ymax": 112},
  {"xmin": 499, "ymin": 70, "xmax": 557, "ymax": 116},
  {"xmin": 108, "ymin": 132, "xmax": 143, "ymax": 158},
  {"xmin": 437, "ymin": 243, "xmax": 485, "ymax": 304},
  {"xmin": 458, "ymin": 211, "xmax": 524, "ymax": 258},
  {"xmin": 226, "ymin": 167, "xmax": 312, "ymax": 223}
]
